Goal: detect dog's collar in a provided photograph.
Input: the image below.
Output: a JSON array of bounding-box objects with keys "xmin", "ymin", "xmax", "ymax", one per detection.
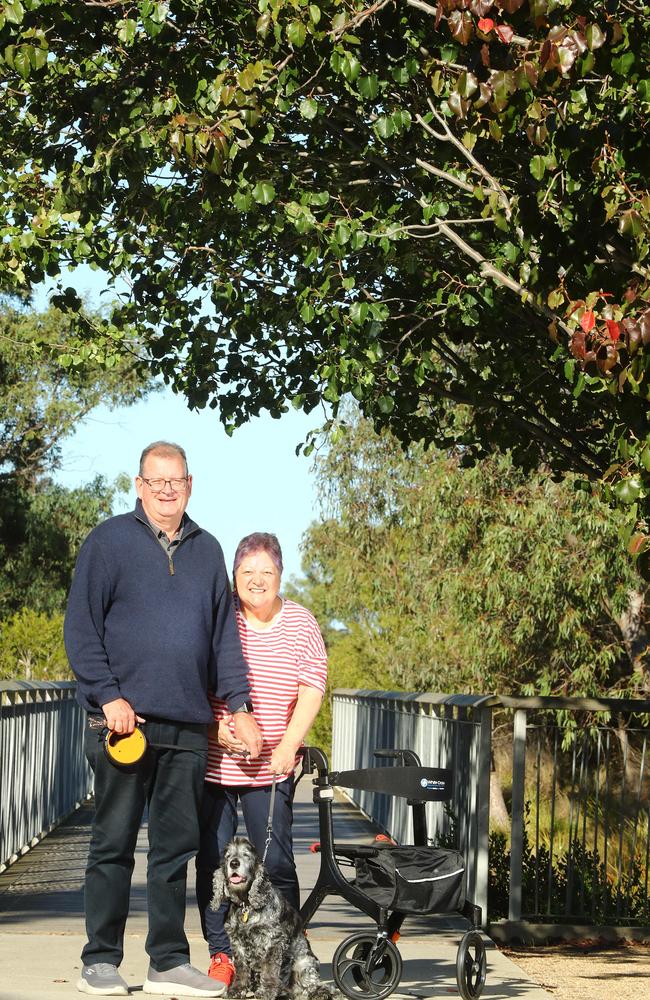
[{"xmin": 231, "ymin": 898, "xmax": 251, "ymax": 922}]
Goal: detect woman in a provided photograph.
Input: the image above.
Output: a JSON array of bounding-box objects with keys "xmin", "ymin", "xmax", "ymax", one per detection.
[{"xmin": 196, "ymin": 532, "xmax": 327, "ymax": 985}]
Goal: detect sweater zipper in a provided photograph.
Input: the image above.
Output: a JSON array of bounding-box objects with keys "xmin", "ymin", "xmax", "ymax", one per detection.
[{"xmin": 135, "ymin": 514, "xmax": 199, "ymax": 575}]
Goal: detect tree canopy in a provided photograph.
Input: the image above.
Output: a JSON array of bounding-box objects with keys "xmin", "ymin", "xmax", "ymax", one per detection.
[
  {"xmin": 1, "ymin": 1, "xmax": 648, "ymax": 544},
  {"xmin": 294, "ymin": 408, "xmax": 649, "ymax": 703}
]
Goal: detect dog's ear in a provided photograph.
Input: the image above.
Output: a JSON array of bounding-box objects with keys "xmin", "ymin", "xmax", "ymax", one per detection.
[
  {"xmin": 211, "ymin": 868, "xmax": 226, "ymax": 910},
  {"xmin": 248, "ymin": 863, "xmax": 271, "ymax": 909}
]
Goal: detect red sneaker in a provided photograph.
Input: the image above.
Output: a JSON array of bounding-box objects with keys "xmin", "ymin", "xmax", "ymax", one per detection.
[{"xmin": 208, "ymin": 953, "xmax": 235, "ymax": 987}]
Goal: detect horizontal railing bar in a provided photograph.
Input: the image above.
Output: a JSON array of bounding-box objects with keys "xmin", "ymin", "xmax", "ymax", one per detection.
[
  {"xmin": 0, "ymin": 680, "xmax": 77, "ymax": 693},
  {"xmin": 333, "ymin": 689, "xmax": 650, "ymax": 714}
]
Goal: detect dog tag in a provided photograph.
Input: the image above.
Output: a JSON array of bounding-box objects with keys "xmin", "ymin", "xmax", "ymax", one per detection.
[{"xmin": 242, "ymin": 908, "xmax": 249, "ymax": 923}]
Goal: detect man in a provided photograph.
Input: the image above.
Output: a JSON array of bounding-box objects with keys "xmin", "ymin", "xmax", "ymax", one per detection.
[{"xmin": 64, "ymin": 441, "xmax": 262, "ymax": 998}]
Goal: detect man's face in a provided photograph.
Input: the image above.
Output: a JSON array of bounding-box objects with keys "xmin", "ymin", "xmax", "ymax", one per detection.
[{"xmin": 135, "ymin": 452, "xmax": 192, "ymax": 528}]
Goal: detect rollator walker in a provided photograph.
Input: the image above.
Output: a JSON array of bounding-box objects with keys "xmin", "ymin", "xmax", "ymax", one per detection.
[{"xmin": 298, "ymin": 747, "xmax": 487, "ymax": 1000}]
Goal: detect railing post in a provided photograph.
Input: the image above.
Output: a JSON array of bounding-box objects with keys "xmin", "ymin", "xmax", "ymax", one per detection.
[
  {"xmin": 509, "ymin": 707, "xmax": 527, "ymax": 921},
  {"xmin": 475, "ymin": 703, "xmax": 492, "ymax": 928}
]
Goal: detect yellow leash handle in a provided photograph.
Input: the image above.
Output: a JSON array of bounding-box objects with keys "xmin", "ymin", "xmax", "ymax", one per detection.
[{"xmin": 104, "ymin": 727, "xmax": 149, "ymax": 766}]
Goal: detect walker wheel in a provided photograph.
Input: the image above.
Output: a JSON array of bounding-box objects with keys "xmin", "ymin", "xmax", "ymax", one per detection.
[
  {"xmin": 332, "ymin": 932, "xmax": 402, "ymax": 1000},
  {"xmin": 456, "ymin": 929, "xmax": 487, "ymax": 1000}
]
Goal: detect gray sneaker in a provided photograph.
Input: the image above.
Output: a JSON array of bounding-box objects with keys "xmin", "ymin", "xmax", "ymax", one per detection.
[
  {"xmin": 144, "ymin": 963, "xmax": 225, "ymax": 997},
  {"xmin": 77, "ymin": 963, "xmax": 128, "ymax": 996}
]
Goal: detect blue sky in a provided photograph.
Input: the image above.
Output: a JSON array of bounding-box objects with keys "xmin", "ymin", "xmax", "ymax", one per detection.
[{"xmin": 35, "ymin": 271, "xmax": 326, "ymax": 583}]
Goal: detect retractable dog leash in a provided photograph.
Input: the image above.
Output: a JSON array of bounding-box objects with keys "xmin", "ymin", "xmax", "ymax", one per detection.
[
  {"xmin": 261, "ymin": 774, "xmax": 277, "ymax": 866},
  {"xmin": 89, "ymin": 717, "xmax": 200, "ymax": 768}
]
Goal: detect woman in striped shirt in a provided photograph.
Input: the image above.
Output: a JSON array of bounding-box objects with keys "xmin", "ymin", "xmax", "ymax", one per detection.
[{"xmin": 196, "ymin": 532, "xmax": 328, "ymax": 986}]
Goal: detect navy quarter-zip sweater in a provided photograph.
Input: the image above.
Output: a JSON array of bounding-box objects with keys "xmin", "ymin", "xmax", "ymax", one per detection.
[{"xmin": 64, "ymin": 500, "xmax": 250, "ymax": 723}]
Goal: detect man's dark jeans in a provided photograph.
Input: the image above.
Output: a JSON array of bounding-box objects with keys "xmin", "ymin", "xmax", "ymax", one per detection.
[{"xmin": 82, "ymin": 718, "xmax": 208, "ymax": 972}]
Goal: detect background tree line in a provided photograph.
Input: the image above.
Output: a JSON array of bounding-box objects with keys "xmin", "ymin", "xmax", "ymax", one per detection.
[
  {"xmin": 291, "ymin": 405, "xmax": 648, "ymax": 749},
  {"xmin": 0, "ymin": 297, "xmax": 152, "ymax": 679}
]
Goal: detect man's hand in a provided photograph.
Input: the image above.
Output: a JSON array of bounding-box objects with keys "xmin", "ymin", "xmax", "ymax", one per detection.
[
  {"xmin": 102, "ymin": 698, "xmax": 145, "ymax": 734},
  {"xmin": 232, "ymin": 712, "xmax": 263, "ymax": 759}
]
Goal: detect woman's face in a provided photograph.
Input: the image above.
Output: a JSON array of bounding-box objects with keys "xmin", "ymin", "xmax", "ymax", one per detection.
[{"xmin": 235, "ymin": 549, "xmax": 281, "ymax": 618}]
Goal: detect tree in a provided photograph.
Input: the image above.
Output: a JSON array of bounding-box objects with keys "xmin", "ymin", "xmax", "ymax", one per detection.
[
  {"xmin": 293, "ymin": 408, "xmax": 649, "ymax": 700},
  {"xmin": 0, "ymin": 1, "xmax": 648, "ymax": 545},
  {"xmin": 0, "ymin": 301, "xmax": 152, "ymax": 483},
  {"xmin": 0, "ymin": 473, "xmax": 130, "ymax": 618},
  {"xmin": 0, "ymin": 299, "xmax": 153, "ymax": 677},
  {"xmin": 0, "ymin": 607, "xmax": 69, "ymax": 680}
]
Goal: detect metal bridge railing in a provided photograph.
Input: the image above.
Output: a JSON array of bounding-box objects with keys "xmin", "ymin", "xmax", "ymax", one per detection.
[
  {"xmin": 332, "ymin": 689, "xmax": 650, "ymax": 940},
  {"xmin": 0, "ymin": 681, "xmax": 91, "ymax": 872}
]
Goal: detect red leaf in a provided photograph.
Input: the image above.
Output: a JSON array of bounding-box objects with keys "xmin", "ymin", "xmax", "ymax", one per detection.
[
  {"xmin": 569, "ymin": 330, "xmax": 586, "ymax": 360},
  {"xmin": 478, "ymin": 18, "xmax": 495, "ymax": 32},
  {"xmin": 580, "ymin": 310, "xmax": 596, "ymax": 333},
  {"xmin": 495, "ymin": 24, "xmax": 514, "ymax": 43},
  {"xmin": 606, "ymin": 320, "xmax": 621, "ymax": 342}
]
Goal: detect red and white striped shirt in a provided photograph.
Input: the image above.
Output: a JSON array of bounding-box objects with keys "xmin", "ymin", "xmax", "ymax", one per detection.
[{"xmin": 205, "ymin": 599, "xmax": 328, "ymax": 786}]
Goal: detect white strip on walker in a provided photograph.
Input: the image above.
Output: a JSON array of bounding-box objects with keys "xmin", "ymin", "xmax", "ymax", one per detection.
[{"xmin": 395, "ymin": 867, "xmax": 465, "ymax": 883}]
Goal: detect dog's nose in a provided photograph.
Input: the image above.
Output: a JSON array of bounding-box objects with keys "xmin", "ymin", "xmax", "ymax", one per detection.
[{"xmin": 229, "ymin": 858, "xmax": 240, "ymax": 870}]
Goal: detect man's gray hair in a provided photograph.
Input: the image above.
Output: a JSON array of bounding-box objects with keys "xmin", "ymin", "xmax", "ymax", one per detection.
[
  {"xmin": 233, "ymin": 532, "xmax": 283, "ymax": 579},
  {"xmin": 139, "ymin": 441, "xmax": 188, "ymax": 476}
]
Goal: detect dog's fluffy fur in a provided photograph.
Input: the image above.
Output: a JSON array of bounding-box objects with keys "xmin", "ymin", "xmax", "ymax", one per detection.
[{"xmin": 211, "ymin": 837, "xmax": 332, "ymax": 1000}]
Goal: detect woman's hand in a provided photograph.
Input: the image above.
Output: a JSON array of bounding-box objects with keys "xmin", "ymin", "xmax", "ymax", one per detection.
[
  {"xmin": 270, "ymin": 738, "xmax": 300, "ymax": 776},
  {"xmin": 215, "ymin": 715, "xmax": 249, "ymax": 755}
]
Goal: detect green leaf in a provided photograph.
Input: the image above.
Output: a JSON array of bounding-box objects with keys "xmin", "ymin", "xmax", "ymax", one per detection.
[
  {"xmin": 13, "ymin": 47, "xmax": 31, "ymax": 79},
  {"xmin": 341, "ymin": 54, "xmax": 361, "ymax": 83},
  {"xmin": 374, "ymin": 115, "xmax": 394, "ymax": 139},
  {"xmin": 232, "ymin": 191, "xmax": 252, "ymax": 212},
  {"xmin": 251, "ymin": 181, "xmax": 276, "ymax": 205},
  {"xmin": 358, "ymin": 74, "xmax": 379, "ymax": 100},
  {"xmin": 611, "ymin": 51, "xmax": 635, "ymax": 76},
  {"xmin": 585, "ymin": 24, "xmax": 606, "ymax": 50},
  {"xmin": 350, "ymin": 302, "xmax": 369, "ymax": 325},
  {"xmin": 335, "ymin": 222, "xmax": 351, "ymax": 244},
  {"xmin": 30, "ymin": 46, "xmax": 48, "ymax": 71},
  {"xmin": 299, "ymin": 97, "xmax": 318, "ymax": 120},
  {"xmin": 117, "ymin": 18, "xmax": 137, "ymax": 45},
  {"xmin": 637, "ymin": 79, "xmax": 650, "ymax": 104},
  {"xmin": 529, "ymin": 156, "xmax": 546, "ymax": 181},
  {"xmin": 300, "ymin": 303, "xmax": 315, "ymax": 323},
  {"xmin": 3, "ymin": 1, "xmax": 25, "ymax": 26},
  {"xmin": 286, "ymin": 21, "xmax": 307, "ymax": 48},
  {"xmin": 378, "ymin": 395, "xmax": 395, "ymax": 414},
  {"xmin": 309, "ymin": 5, "xmax": 321, "ymax": 26},
  {"xmin": 256, "ymin": 13, "xmax": 271, "ymax": 37}
]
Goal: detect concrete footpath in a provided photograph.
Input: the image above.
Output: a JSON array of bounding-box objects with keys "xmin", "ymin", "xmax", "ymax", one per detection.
[{"xmin": 0, "ymin": 775, "xmax": 548, "ymax": 1000}]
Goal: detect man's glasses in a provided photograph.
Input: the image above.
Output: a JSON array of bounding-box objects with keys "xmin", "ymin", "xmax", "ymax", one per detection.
[{"xmin": 140, "ymin": 477, "xmax": 189, "ymax": 493}]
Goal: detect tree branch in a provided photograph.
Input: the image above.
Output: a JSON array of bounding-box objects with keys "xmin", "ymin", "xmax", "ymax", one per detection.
[
  {"xmin": 415, "ymin": 157, "xmax": 476, "ymax": 194},
  {"xmin": 419, "ymin": 104, "xmax": 513, "ymax": 218}
]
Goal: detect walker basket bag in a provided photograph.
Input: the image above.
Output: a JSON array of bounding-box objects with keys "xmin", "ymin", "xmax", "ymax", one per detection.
[{"xmin": 354, "ymin": 846, "xmax": 465, "ymax": 915}]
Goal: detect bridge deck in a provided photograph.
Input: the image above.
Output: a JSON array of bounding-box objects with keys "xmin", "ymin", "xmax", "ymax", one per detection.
[{"xmin": 0, "ymin": 775, "xmax": 546, "ymax": 1000}]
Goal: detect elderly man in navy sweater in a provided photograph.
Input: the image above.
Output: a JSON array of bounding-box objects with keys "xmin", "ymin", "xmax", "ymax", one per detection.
[{"xmin": 64, "ymin": 441, "xmax": 262, "ymax": 999}]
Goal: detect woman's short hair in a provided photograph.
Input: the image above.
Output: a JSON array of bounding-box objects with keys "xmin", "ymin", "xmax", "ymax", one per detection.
[{"xmin": 233, "ymin": 532, "xmax": 283, "ymax": 578}]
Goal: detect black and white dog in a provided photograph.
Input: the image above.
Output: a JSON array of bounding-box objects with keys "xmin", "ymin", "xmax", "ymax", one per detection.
[{"xmin": 211, "ymin": 837, "xmax": 332, "ymax": 1000}]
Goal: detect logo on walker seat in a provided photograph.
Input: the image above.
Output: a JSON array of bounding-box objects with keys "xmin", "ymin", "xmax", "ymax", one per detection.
[{"xmin": 420, "ymin": 777, "xmax": 446, "ymax": 790}]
